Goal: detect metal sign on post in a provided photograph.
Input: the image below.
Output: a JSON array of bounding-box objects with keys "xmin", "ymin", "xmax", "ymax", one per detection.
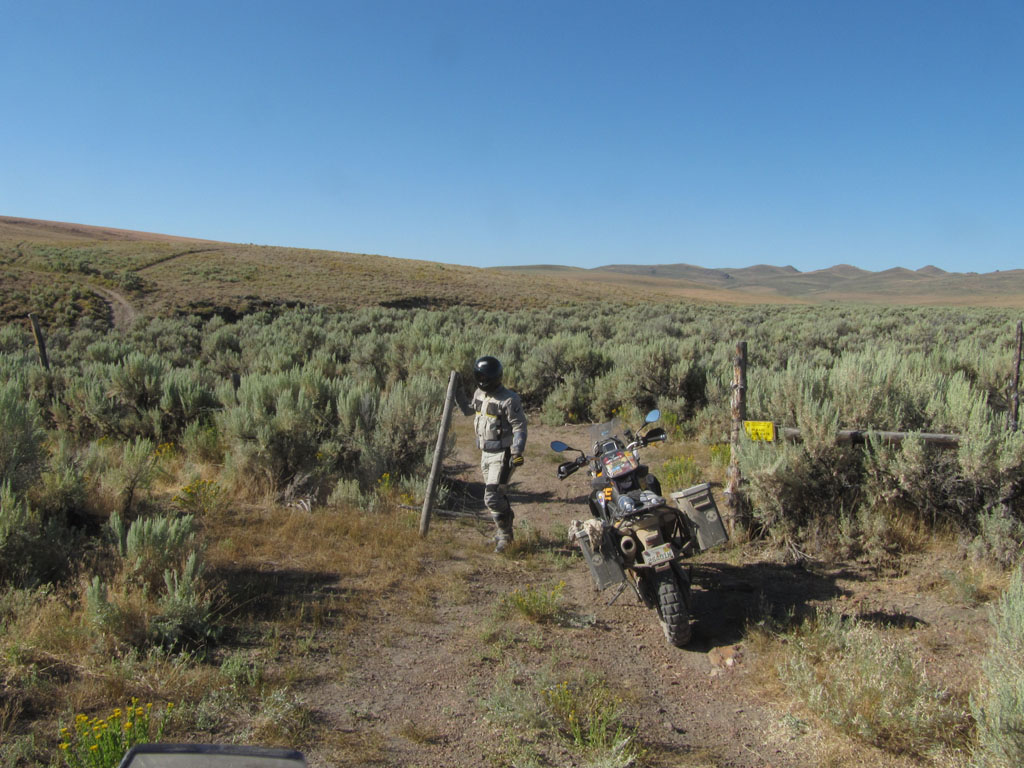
[
  {"xmin": 743, "ymin": 421, "xmax": 776, "ymax": 441},
  {"xmin": 419, "ymin": 371, "xmax": 459, "ymax": 538}
]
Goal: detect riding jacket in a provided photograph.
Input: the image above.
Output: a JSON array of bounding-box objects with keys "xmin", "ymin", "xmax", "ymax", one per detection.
[{"xmin": 458, "ymin": 385, "xmax": 528, "ymax": 455}]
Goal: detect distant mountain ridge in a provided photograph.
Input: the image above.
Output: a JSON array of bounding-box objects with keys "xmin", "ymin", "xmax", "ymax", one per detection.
[{"xmin": 500, "ymin": 260, "xmax": 1024, "ymax": 306}]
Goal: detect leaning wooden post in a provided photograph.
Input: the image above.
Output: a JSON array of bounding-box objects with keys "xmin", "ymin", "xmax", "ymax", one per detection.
[
  {"xmin": 724, "ymin": 341, "xmax": 747, "ymax": 534},
  {"xmin": 420, "ymin": 371, "xmax": 459, "ymax": 538},
  {"xmin": 1010, "ymin": 320, "xmax": 1022, "ymax": 432},
  {"xmin": 28, "ymin": 313, "xmax": 50, "ymax": 370}
]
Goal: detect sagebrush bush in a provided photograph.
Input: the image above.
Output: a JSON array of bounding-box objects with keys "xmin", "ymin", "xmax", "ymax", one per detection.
[
  {"xmin": 778, "ymin": 610, "xmax": 970, "ymax": 756},
  {"xmin": 4, "ymin": 300, "xmax": 1024, "ymax": 562},
  {"xmin": 151, "ymin": 552, "xmax": 218, "ymax": 649},
  {"xmin": 85, "ymin": 550, "xmax": 217, "ymax": 652},
  {"xmin": 0, "ymin": 474, "xmax": 79, "ymax": 589},
  {"xmin": 110, "ymin": 511, "xmax": 200, "ymax": 592},
  {"xmin": 971, "ymin": 568, "xmax": 1024, "ymax": 768},
  {"xmin": 0, "ymin": 376, "xmax": 45, "ymax": 495},
  {"xmin": 970, "ymin": 508, "xmax": 1024, "ymax": 569}
]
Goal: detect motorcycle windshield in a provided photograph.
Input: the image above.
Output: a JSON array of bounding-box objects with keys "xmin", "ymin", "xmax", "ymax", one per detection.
[{"xmin": 589, "ymin": 418, "xmax": 623, "ymax": 448}]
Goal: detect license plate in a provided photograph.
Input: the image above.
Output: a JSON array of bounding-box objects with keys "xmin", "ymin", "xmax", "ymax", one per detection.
[{"xmin": 642, "ymin": 543, "xmax": 674, "ymax": 566}]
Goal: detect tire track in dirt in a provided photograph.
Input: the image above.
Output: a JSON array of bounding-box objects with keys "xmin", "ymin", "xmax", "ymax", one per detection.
[
  {"xmin": 135, "ymin": 247, "xmax": 221, "ymax": 272},
  {"xmin": 91, "ymin": 285, "xmax": 140, "ymax": 331}
]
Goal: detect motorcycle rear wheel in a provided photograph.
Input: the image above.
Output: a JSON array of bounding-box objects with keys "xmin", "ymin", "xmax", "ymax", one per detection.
[{"xmin": 653, "ymin": 570, "xmax": 691, "ymax": 647}]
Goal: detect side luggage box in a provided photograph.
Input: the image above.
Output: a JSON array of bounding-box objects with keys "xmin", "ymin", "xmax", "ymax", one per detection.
[
  {"xmin": 572, "ymin": 526, "xmax": 626, "ymax": 590},
  {"xmin": 670, "ymin": 482, "xmax": 728, "ymax": 552}
]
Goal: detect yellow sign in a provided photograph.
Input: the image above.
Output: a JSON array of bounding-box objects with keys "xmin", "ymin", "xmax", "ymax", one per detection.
[{"xmin": 744, "ymin": 421, "xmax": 776, "ymax": 441}]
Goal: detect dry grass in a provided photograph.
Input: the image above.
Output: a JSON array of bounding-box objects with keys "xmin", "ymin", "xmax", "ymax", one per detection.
[{"xmin": 0, "ymin": 482, "xmax": 483, "ymax": 766}]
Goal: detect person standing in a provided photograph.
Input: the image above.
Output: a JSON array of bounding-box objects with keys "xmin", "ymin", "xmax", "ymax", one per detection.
[{"xmin": 456, "ymin": 356, "xmax": 528, "ymax": 552}]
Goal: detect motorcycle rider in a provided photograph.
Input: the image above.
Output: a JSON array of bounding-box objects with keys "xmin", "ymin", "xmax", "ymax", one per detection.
[{"xmin": 455, "ymin": 356, "xmax": 528, "ymax": 553}]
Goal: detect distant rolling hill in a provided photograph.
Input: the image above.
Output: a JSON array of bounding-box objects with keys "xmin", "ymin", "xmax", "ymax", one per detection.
[
  {"xmin": 501, "ymin": 260, "xmax": 1024, "ymax": 307},
  {"xmin": 3, "ymin": 216, "xmax": 1023, "ymax": 331}
]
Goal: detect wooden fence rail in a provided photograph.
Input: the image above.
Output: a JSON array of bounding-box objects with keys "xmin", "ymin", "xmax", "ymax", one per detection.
[{"xmin": 775, "ymin": 427, "xmax": 960, "ymax": 448}]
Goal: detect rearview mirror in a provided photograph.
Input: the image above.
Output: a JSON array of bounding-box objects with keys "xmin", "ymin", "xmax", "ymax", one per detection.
[
  {"xmin": 119, "ymin": 744, "xmax": 306, "ymax": 768},
  {"xmin": 644, "ymin": 409, "xmax": 661, "ymax": 424},
  {"xmin": 550, "ymin": 440, "xmax": 570, "ymax": 453}
]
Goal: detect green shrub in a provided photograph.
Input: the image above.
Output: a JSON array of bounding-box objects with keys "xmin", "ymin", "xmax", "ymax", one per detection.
[
  {"xmin": 778, "ymin": 610, "xmax": 969, "ymax": 756},
  {"xmin": 110, "ymin": 511, "xmax": 199, "ymax": 591},
  {"xmin": 484, "ymin": 665, "xmax": 637, "ymax": 767},
  {"xmin": 173, "ymin": 478, "xmax": 226, "ymax": 517},
  {"xmin": 970, "ymin": 508, "xmax": 1024, "ymax": 569},
  {"xmin": 150, "ymin": 552, "xmax": 217, "ymax": 650},
  {"xmin": 498, "ymin": 581, "xmax": 567, "ymax": 624},
  {"xmin": 0, "ymin": 483, "xmax": 72, "ymax": 588},
  {"xmin": 180, "ymin": 419, "xmax": 222, "ymax": 463},
  {"xmin": 971, "ymin": 568, "xmax": 1024, "ymax": 768},
  {"xmin": 34, "ymin": 436, "xmax": 88, "ymax": 521},
  {"xmin": 218, "ymin": 366, "xmax": 342, "ymax": 495},
  {"xmin": 96, "ymin": 438, "xmax": 158, "ymax": 516},
  {"xmin": 658, "ymin": 455, "xmax": 703, "ymax": 492},
  {"xmin": 0, "ymin": 377, "xmax": 44, "ymax": 495}
]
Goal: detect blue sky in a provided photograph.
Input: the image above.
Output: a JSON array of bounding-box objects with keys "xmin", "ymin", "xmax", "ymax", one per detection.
[{"xmin": 3, "ymin": 1, "xmax": 1022, "ymax": 273}]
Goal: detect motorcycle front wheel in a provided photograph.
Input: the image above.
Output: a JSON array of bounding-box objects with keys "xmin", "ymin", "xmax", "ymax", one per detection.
[{"xmin": 653, "ymin": 569, "xmax": 691, "ymax": 647}]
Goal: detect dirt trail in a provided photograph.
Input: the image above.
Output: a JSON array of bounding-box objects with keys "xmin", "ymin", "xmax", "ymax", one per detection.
[
  {"xmin": 90, "ymin": 285, "xmax": 140, "ymax": 330},
  {"xmin": 294, "ymin": 420, "xmax": 983, "ymax": 767}
]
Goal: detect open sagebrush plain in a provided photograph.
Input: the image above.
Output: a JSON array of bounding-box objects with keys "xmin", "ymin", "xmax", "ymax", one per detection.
[{"xmin": 1, "ymin": 215, "xmax": 1022, "ymax": 768}]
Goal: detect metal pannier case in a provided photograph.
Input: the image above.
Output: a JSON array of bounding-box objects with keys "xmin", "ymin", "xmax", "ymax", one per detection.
[
  {"xmin": 671, "ymin": 483, "xmax": 729, "ymax": 552},
  {"xmin": 572, "ymin": 526, "xmax": 627, "ymax": 590}
]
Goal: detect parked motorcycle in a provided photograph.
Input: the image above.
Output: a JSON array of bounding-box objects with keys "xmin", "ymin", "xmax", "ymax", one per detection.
[{"xmin": 552, "ymin": 410, "xmax": 727, "ymax": 647}]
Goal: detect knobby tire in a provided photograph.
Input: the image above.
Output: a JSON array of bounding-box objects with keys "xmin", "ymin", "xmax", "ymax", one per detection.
[{"xmin": 654, "ymin": 569, "xmax": 691, "ymax": 647}]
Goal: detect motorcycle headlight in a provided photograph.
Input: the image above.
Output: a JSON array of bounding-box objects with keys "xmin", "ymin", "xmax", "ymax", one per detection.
[{"xmin": 617, "ymin": 495, "xmax": 636, "ymax": 515}]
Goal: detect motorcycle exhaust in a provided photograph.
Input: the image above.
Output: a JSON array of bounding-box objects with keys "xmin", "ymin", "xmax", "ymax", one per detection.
[{"xmin": 620, "ymin": 536, "xmax": 637, "ymax": 557}]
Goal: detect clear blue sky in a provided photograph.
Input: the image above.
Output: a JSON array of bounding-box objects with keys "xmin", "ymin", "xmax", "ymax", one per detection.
[{"xmin": 3, "ymin": 1, "xmax": 1022, "ymax": 273}]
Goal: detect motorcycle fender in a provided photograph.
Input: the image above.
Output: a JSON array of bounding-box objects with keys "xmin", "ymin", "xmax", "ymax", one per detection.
[
  {"xmin": 636, "ymin": 527, "xmax": 664, "ymax": 550},
  {"xmin": 671, "ymin": 561, "xmax": 693, "ymax": 610},
  {"xmin": 636, "ymin": 527, "xmax": 672, "ymax": 571}
]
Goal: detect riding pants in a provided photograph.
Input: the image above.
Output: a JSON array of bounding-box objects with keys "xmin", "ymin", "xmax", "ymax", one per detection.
[{"xmin": 481, "ymin": 448, "xmax": 515, "ymax": 541}]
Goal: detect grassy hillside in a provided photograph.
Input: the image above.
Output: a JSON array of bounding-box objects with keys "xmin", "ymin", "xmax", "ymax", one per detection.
[
  {"xmin": 0, "ymin": 217, "xmax": 643, "ymax": 326},
  {"xmin": 4, "ymin": 216, "xmax": 1024, "ymax": 332}
]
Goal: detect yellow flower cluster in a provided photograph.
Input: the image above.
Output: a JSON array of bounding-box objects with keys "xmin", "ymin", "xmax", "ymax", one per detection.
[{"xmin": 58, "ymin": 700, "xmax": 173, "ymax": 768}]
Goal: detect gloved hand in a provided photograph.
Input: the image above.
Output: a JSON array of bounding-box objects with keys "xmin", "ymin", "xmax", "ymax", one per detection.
[{"xmin": 511, "ymin": 453, "xmax": 525, "ymax": 468}]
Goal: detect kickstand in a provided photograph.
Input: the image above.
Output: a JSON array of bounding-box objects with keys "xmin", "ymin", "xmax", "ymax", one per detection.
[{"xmin": 606, "ymin": 581, "xmax": 628, "ymax": 606}]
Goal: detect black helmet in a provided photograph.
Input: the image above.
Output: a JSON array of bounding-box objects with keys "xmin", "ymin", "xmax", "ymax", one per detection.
[{"xmin": 474, "ymin": 356, "xmax": 503, "ymax": 393}]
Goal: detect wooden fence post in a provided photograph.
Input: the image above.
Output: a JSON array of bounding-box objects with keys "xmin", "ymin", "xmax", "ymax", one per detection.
[
  {"xmin": 28, "ymin": 313, "xmax": 50, "ymax": 370},
  {"xmin": 724, "ymin": 341, "xmax": 747, "ymax": 534},
  {"xmin": 1011, "ymin": 320, "xmax": 1022, "ymax": 432},
  {"xmin": 420, "ymin": 371, "xmax": 459, "ymax": 538}
]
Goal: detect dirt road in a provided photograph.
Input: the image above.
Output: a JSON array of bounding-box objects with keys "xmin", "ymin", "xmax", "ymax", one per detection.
[{"xmin": 293, "ymin": 419, "xmax": 980, "ymax": 767}]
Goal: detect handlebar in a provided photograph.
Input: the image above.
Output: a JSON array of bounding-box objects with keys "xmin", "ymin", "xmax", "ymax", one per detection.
[
  {"xmin": 557, "ymin": 456, "xmax": 587, "ymax": 480},
  {"xmin": 552, "ymin": 424, "xmax": 667, "ymax": 479}
]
